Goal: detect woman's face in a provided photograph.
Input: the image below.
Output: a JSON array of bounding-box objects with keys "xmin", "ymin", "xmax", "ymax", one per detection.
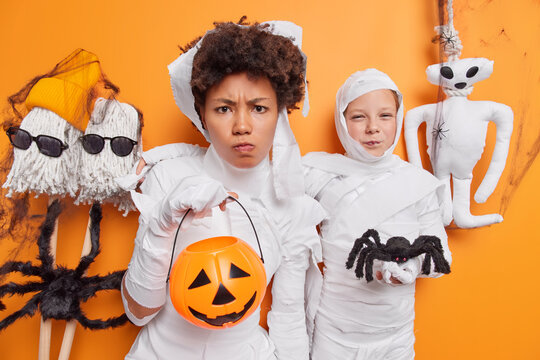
[
  {"xmin": 201, "ymin": 72, "xmax": 279, "ymax": 168},
  {"xmin": 344, "ymin": 89, "xmax": 398, "ymax": 157}
]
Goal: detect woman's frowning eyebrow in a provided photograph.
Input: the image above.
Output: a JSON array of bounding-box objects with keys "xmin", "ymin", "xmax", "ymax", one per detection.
[
  {"xmin": 247, "ymin": 97, "xmax": 272, "ymax": 105},
  {"xmin": 209, "ymin": 97, "xmax": 273, "ymax": 106},
  {"xmin": 210, "ymin": 98, "xmax": 236, "ymax": 105}
]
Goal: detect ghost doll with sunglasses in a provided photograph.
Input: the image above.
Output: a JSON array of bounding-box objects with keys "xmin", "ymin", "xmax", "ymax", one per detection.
[
  {"xmin": 3, "ymin": 97, "xmax": 85, "ymax": 198},
  {"xmin": 76, "ymin": 97, "xmax": 142, "ymax": 214}
]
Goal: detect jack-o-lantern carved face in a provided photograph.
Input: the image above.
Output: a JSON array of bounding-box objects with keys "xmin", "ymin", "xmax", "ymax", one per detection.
[{"xmin": 169, "ymin": 236, "xmax": 266, "ymax": 329}]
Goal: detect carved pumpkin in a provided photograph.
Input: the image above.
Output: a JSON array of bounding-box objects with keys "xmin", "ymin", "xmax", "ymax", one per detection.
[{"xmin": 169, "ymin": 236, "xmax": 266, "ymax": 329}]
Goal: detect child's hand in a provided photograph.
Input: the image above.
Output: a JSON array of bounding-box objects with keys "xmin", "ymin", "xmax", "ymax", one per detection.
[
  {"xmin": 377, "ymin": 257, "xmax": 422, "ymax": 285},
  {"xmin": 376, "ymin": 271, "xmax": 402, "ymax": 285},
  {"xmin": 396, "ymin": 257, "xmax": 422, "ymax": 284},
  {"xmin": 372, "ymin": 260, "xmax": 402, "ymax": 285}
]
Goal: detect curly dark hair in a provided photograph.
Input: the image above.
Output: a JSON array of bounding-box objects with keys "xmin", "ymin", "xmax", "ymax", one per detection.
[{"xmin": 189, "ymin": 19, "xmax": 306, "ymax": 115}]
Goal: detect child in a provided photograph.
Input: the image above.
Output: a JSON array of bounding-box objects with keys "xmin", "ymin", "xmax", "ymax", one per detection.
[
  {"xmin": 302, "ymin": 69, "xmax": 451, "ymax": 359},
  {"xmin": 120, "ymin": 20, "xmax": 323, "ymax": 360}
]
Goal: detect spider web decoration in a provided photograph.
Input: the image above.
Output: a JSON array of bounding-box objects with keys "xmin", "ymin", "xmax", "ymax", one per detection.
[{"xmin": 0, "ymin": 200, "xmax": 128, "ymax": 330}]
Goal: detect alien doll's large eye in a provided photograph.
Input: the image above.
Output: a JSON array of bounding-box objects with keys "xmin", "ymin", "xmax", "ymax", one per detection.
[
  {"xmin": 440, "ymin": 66, "xmax": 454, "ymax": 79},
  {"xmin": 466, "ymin": 66, "xmax": 479, "ymax": 78}
]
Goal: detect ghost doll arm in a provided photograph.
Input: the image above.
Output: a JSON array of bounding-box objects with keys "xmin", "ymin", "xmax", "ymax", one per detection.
[
  {"xmin": 268, "ymin": 196, "xmax": 325, "ymax": 360},
  {"xmin": 415, "ymin": 191, "xmax": 452, "ymax": 279},
  {"xmin": 474, "ymin": 102, "xmax": 514, "ymax": 203},
  {"xmin": 404, "ymin": 104, "xmax": 437, "ymax": 168}
]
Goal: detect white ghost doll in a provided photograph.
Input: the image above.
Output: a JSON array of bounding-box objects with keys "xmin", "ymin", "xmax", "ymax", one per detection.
[
  {"xmin": 404, "ymin": 57, "xmax": 513, "ymax": 228},
  {"xmin": 76, "ymin": 97, "xmax": 142, "ymax": 214},
  {"xmin": 54, "ymin": 97, "xmax": 142, "ymax": 360},
  {"xmin": 2, "ymin": 49, "xmax": 102, "ymax": 360}
]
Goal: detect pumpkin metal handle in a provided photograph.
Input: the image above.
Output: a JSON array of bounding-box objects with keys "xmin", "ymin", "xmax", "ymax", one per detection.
[{"xmin": 166, "ymin": 196, "xmax": 264, "ymax": 282}]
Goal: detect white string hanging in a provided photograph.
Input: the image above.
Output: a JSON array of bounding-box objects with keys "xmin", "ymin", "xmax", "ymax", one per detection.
[
  {"xmin": 435, "ymin": 0, "xmax": 471, "ymax": 97},
  {"xmin": 435, "ymin": 0, "xmax": 463, "ymax": 62}
]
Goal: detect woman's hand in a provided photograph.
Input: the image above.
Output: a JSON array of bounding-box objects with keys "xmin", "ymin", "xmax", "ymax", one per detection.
[
  {"xmin": 136, "ymin": 158, "xmax": 147, "ymax": 175},
  {"xmin": 219, "ymin": 192, "xmax": 239, "ymax": 211}
]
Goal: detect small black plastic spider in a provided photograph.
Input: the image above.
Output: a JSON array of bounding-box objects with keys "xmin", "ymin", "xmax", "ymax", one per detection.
[
  {"xmin": 433, "ymin": 30, "xmax": 459, "ymax": 52},
  {"xmin": 432, "ymin": 121, "xmax": 450, "ymax": 140},
  {"xmin": 345, "ymin": 229, "xmax": 451, "ymax": 282},
  {"xmin": 0, "ymin": 200, "xmax": 128, "ymax": 330}
]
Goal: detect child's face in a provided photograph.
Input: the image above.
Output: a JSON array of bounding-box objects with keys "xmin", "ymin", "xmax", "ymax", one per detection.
[{"xmin": 344, "ymin": 89, "xmax": 398, "ymax": 157}]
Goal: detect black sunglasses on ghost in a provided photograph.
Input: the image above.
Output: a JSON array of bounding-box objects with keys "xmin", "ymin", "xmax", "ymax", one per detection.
[
  {"xmin": 6, "ymin": 126, "xmax": 69, "ymax": 158},
  {"xmin": 80, "ymin": 134, "xmax": 137, "ymax": 157}
]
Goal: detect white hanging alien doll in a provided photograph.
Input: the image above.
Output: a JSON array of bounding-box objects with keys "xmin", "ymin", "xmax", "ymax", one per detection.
[{"xmin": 404, "ymin": 57, "xmax": 513, "ymax": 229}]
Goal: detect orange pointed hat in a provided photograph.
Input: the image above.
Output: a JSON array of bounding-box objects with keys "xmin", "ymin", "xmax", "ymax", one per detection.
[{"xmin": 25, "ymin": 49, "xmax": 102, "ymax": 130}]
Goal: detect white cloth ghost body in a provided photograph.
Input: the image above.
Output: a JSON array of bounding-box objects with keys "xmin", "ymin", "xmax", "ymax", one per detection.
[
  {"xmin": 404, "ymin": 58, "xmax": 514, "ymax": 228},
  {"xmin": 76, "ymin": 98, "xmax": 141, "ymax": 214},
  {"xmin": 120, "ymin": 21, "xmax": 325, "ymax": 360},
  {"xmin": 3, "ymin": 107, "xmax": 82, "ymax": 197},
  {"xmin": 302, "ymin": 69, "xmax": 451, "ymax": 359}
]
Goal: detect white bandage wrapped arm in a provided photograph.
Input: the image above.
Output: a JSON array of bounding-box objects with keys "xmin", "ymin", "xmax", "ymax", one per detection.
[
  {"xmin": 268, "ymin": 197, "xmax": 324, "ymax": 360},
  {"xmin": 115, "ymin": 144, "xmax": 207, "ymax": 192},
  {"xmin": 142, "ymin": 143, "xmax": 206, "ymax": 166},
  {"xmin": 404, "ymin": 104, "xmax": 436, "ymax": 167},
  {"xmin": 302, "ymin": 160, "xmax": 339, "ymax": 201},
  {"xmin": 122, "ymin": 171, "xmax": 228, "ymax": 324}
]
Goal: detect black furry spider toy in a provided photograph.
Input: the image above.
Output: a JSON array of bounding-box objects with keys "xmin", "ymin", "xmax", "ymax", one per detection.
[
  {"xmin": 345, "ymin": 229, "xmax": 450, "ymax": 282},
  {"xmin": 0, "ymin": 200, "xmax": 128, "ymax": 330}
]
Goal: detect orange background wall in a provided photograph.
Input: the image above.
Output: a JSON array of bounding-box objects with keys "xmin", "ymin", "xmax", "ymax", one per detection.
[{"xmin": 0, "ymin": 0, "xmax": 539, "ymax": 359}]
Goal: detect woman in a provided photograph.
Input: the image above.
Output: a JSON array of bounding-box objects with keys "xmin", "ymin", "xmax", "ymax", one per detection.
[{"xmin": 120, "ymin": 20, "xmax": 323, "ymax": 360}]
